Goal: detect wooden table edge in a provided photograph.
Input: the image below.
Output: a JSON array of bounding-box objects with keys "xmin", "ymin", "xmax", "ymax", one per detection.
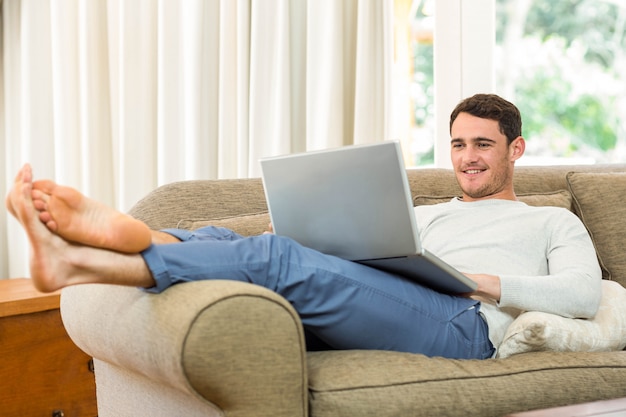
[{"xmin": 0, "ymin": 278, "xmax": 61, "ymax": 317}]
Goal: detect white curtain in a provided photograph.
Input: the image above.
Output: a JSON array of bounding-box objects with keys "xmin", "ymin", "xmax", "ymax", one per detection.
[{"xmin": 0, "ymin": 0, "xmax": 393, "ymax": 279}]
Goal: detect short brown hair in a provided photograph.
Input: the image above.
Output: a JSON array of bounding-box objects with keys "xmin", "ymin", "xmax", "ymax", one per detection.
[{"xmin": 449, "ymin": 94, "xmax": 522, "ymax": 144}]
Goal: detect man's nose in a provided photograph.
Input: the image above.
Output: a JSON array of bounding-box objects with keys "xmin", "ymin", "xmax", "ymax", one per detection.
[{"xmin": 462, "ymin": 146, "xmax": 479, "ymax": 163}]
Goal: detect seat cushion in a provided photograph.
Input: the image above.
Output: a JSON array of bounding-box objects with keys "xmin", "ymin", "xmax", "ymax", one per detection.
[{"xmin": 307, "ymin": 350, "xmax": 626, "ymax": 417}]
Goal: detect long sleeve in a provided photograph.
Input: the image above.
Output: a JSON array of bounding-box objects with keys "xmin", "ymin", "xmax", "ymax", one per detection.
[
  {"xmin": 414, "ymin": 198, "xmax": 602, "ymax": 348},
  {"xmin": 497, "ymin": 209, "xmax": 602, "ymax": 318}
]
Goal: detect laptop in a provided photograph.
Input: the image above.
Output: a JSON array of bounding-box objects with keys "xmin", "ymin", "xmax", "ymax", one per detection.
[{"xmin": 259, "ymin": 141, "xmax": 477, "ymax": 294}]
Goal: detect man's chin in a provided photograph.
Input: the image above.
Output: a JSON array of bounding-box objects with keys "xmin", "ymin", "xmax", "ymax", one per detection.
[{"xmin": 460, "ymin": 185, "xmax": 493, "ymax": 201}]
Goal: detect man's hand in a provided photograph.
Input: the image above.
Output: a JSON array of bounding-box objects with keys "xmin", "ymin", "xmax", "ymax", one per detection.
[
  {"xmin": 263, "ymin": 222, "xmax": 274, "ymax": 234},
  {"xmin": 464, "ymin": 273, "xmax": 501, "ymax": 302}
]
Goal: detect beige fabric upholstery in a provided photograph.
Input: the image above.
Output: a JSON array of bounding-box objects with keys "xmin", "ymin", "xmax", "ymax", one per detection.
[
  {"xmin": 567, "ymin": 172, "xmax": 626, "ymax": 285},
  {"xmin": 62, "ymin": 281, "xmax": 307, "ymax": 417},
  {"xmin": 307, "ymin": 351, "xmax": 626, "ymax": 417},
  {"xmin": 413, "ymin": 189, "xmax": 573, "ymax": 209},
  {"xmin": 182, "ymin": 212, "xmax": 271, "ymax": 236},
  {"xmin": 61, "ymin": 163, "xmax": 626, "ymax": 417},
  {"xmin": 94, "ymin": 361, "xmax": 224, "ymax": 417}
]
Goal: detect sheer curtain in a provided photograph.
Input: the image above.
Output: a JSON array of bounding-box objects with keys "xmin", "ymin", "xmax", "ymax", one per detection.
[{"xmin": 0, "ymin": 0, "xmax": 392, "ymax": 279}]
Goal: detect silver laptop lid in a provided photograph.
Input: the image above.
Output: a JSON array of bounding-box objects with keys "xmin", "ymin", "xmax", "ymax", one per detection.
[{"xmin": 260, "ymin": 141, "xmax": 421, "ymax": 260}]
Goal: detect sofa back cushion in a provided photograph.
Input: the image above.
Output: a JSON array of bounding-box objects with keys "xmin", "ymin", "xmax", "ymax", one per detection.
[
  {"xmin": 413, "ymin": 190, "xmax": 572, "ymax": 210},
  {"xmin": 567, "ymin": 172, "xmax": 626, "ymax": 287},
  {"xmin": 181, "ymin": 212, "xmax": 271, "ymax": 237}
]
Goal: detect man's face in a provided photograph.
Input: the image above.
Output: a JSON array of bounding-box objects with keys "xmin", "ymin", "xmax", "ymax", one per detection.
[{"xmin": 450, "ymin": 112, "xmax": 524, "ymax": 202}]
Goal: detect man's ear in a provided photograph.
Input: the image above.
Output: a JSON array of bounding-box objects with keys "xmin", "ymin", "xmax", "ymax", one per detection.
[{"xmin": 509, "ymin": 136, "xmax": 525, "ymax": 162}]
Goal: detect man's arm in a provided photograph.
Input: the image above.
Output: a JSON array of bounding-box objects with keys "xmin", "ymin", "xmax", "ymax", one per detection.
[{"xmin": 493, "ymin": 211, "xmax": 602, "ymax": 319}]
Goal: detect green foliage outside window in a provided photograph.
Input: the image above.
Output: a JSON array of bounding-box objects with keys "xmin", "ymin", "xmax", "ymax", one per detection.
[{"xmin": 409, "ymin": 0, "xmax": 625, "ymax": 165}]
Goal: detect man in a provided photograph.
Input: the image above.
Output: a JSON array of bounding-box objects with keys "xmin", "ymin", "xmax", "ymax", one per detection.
[{"xmin": 6, "ymin": 94, "xmax": 602, "ymax": 359}]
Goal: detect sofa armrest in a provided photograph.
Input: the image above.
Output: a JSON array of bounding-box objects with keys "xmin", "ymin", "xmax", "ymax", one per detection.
[{"xmin": 60, "ymin": 280, "xmax": 308, "ymax": 417}]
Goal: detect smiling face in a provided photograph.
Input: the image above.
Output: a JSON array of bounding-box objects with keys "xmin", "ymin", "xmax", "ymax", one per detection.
[{"xmin": 450, "ymin": 112, "xmax": 525, "ymax": 202}]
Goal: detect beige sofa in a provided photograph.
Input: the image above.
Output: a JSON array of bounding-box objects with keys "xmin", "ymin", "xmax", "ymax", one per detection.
[{"xmin": 60, "ymin": 164, "xmax": 626, "ymax": 417}]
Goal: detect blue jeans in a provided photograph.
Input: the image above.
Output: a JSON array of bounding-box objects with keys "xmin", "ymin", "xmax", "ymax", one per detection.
[{"xmin": 141, "ymin": 226, "xmax": 495, "ymax": 359}]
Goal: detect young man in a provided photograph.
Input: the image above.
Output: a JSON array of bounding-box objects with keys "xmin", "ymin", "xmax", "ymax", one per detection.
[{"xmin": 5, "ymin": 94, "xmax": 602, "ymax": 359}]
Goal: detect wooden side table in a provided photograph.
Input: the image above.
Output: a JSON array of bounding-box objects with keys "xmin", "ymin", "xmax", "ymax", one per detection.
[{"xmin": 0, "ymin": 278, "xmax": 97, "ymax": 417}]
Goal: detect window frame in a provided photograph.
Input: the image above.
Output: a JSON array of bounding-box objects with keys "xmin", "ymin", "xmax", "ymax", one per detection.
[{"xmin": 433, "ymin": 0, "xmax": 496, "ymax": 168}]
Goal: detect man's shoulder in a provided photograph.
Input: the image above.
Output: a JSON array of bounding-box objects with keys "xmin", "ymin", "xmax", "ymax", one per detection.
[{"xmin": 516, "ymin": 201, "xmax": 574, "ymax": 216}]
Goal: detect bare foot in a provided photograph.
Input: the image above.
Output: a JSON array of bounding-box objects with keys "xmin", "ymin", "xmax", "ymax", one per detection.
[
  {"xmin": 5, "ymin": 165, "xmax": 25, "ymax": 218},
  {"xmin": 7, "ymin": 164, "xmax": 156, "ymax": 292},
  {"xmin": 29, "ymin": 178, "xmax": 152, "ymax": 253},
  {"xmin": 6, "ymin": 164, "xmax": 82, "ymax": 291},
  {"xmin": 7, "ymin": 165, "xmax": 153, "ymax": 253}
]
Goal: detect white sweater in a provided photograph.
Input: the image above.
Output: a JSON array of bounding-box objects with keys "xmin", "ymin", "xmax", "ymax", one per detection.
[{"xmin": 414, "ymin": 198, "xmax": 602, "ymax": 349}]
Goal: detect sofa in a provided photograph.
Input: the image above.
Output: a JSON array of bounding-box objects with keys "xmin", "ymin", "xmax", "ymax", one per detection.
[{"xmin": 60, "ymin": 163, "xmax": 626, "ymax": 417}]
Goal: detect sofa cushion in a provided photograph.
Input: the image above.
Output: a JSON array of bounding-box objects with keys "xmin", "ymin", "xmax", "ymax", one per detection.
[
  {"xmin": 178, "ymin": 191, "xmax": 571, "ymax": 237},
  {"xmin": 177, "ymin": 212, "xmax": 271, "ymax": 236},
  {"xmin": 567, "ymin": 172, "xmax": 626, "ymax": 284},
  {"xmin": 413, "ymin": 190, "xmax": 572, "ymax": 210},
  {"xmin": 307, "ymin": 349, "xmax": 626, "ymax": 417},
  {"xmin": 497, "ymin": 280, "xmax": 626, "ymax": 359}
]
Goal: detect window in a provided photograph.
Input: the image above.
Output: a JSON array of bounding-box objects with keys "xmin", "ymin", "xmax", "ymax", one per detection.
[
  {"xmin": 495, "ymin": 0, "xmax": 626, "ymax": 164},
  {"xmin": 392, "ymin": 0, "xmax": 435, "ymax": 167},
  {"xmin": 393, "ymin": 0, "xmax": 626, "ymax": 167}
]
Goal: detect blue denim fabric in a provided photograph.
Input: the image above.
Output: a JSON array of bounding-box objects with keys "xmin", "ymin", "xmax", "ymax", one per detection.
[{"xmin": 141, "ymin": 226, "xmax": 494, "ymax": 359}]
